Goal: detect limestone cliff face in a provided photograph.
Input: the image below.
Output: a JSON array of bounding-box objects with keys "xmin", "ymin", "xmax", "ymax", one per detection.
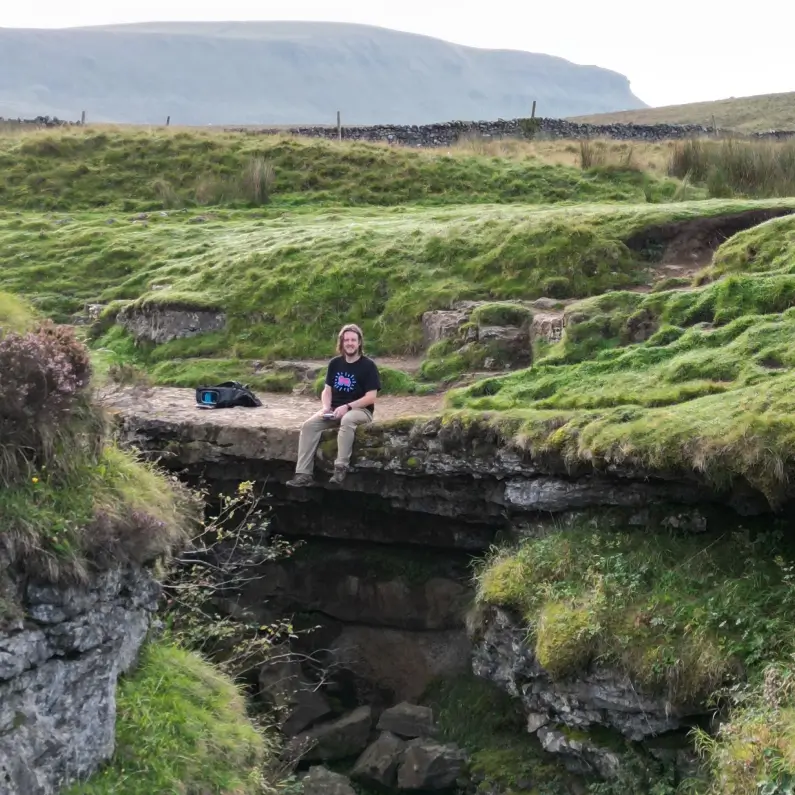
[
  {"xmin": 0, "ymin": 566, "xmax": 160, "ymax": 795},
  {"xmin": 471, "ymin": 606, "xmax": 701, "ymax": 780}
]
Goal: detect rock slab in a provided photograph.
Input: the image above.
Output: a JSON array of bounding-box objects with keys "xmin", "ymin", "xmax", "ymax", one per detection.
[
  {"xmin": 302, "ymin": 765, "xmax": 356, "ymax": 795},
  {"xmin": 396, "ymin": 738, "xmax": 468, "ymax": 790},
  {"xmin": 351, "ymin": 731, "xmax": 406, "ymax": 788},
  {"xmin": 293, "ymin": 705, "xmax": 373, "ymax": 762},
  {"xmin": 377, "ymin": 702, "xmax": 436, "ymax": 738}
]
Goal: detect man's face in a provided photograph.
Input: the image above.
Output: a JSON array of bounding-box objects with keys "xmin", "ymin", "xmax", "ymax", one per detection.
[{"xmin": 342, "ymin": 331, "xmax": 360, "ymax": 356}]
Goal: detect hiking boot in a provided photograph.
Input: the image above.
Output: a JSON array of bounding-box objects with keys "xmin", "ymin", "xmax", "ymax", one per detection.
[
  {"xmin": 286, "ymin": 473, "xmax": 314, "ymax": 488},
  {"xmin": 329, "ymin": 465, "xmax": 349, "ymax": 485}
]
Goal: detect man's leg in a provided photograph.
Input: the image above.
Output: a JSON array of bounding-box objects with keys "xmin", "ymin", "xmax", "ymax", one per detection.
[
  {"xmin": 288, "ymin": 414, "xmax": 337, "ymax": 486},
  {"xmin": 330, "ymin": 409, "xmax": 372, "ymax": 483}
]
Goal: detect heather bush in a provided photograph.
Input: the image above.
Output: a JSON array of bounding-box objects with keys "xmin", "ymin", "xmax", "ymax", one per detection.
[{"xmin": 0, "ymin": 320, "xmax": 100, "ymax": 485}]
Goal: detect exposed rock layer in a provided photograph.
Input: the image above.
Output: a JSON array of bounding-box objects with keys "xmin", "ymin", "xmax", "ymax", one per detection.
[{"xmin": 0, "ymin": 567, "xmax": 159, "ymax": 795}]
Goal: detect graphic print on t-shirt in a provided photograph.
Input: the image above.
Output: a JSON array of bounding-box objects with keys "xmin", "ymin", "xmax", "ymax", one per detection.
[{"xmin": 334, "ymin": 372, "xmax": 357, "ymax": 393}]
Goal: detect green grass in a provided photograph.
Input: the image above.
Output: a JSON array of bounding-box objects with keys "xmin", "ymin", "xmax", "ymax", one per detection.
[
  {"xmin": 695, "ymin": 659, "xmax": 795, "ymax": 795},
  {"xmin": 1, "ymin": 199, "xmax": 790, "ymax": 380},
  {"xmin": 477, "ymin": 522, "xmax": 795, "ymax": 705},
  {"xmin": 443, "ymin": 214, "xmax": 795, "ymax": 504},
  {"xmin": 422, "ymin": 675, "xmax": 582, "ymax": 794},
  {"xmin": 0, "ymin": 127, "xmax": 682, "ymax": 212},
  {"xmin": 65, "ymin": 641, "xmax": 277, "ymax": 795}
]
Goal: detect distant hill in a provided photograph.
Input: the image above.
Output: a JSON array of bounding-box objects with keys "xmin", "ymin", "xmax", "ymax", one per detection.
[
  {"xmin": 0, "ymin": 21, "xmax": 645, "ymax": 126},
  {"xmin": 570, "ymin": 92, "xmax": 795, "ymax": 133}
]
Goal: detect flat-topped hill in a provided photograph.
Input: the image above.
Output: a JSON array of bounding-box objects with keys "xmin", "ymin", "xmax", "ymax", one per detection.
[{"xmin": 0, "ymin": 21, "xmax": 644, "ymax": 125}]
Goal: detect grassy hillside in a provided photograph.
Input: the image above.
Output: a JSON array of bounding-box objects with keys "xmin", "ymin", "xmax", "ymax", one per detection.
[
  {"xmin": 0, "ymin": 21, "xmax": 643, "ymax": 126},
  {"xmin": 449, "ymin": 213, "xmax": 795, "ymax": 503},
  {"xmin": 0, "ymin": 127, "xmax": 678, "ymax": 211},
  {"xmin": 570, "ymin": 91, "xmax": 795, "ymax": 133},
  {"xmin": 6, "ymin": 200, "xmax": 791, "ymax": 382}
]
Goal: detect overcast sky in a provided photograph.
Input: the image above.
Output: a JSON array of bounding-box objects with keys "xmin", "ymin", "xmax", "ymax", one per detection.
[{"xmin": 2, "ymin": 0, "xmax": 793, "ymax": 108}]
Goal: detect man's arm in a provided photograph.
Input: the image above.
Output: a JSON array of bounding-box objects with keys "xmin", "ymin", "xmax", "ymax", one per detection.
[
  {"xmin": 321, "ymin": 384, "xmax": 332, "ymax": 413},
  {"xmin": 346, "ymin": 389, "xmax": 378, "ymax": 410}
]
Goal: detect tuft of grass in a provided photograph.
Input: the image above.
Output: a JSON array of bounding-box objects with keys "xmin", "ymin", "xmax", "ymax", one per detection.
[
  {"xmin": 476, "ymin": 523, "xmax": 795, "ymax": 705},
  {"xmin": 669, "ymin": 139, "xmax": 795, "ymax": 198},
  {"xmin": 64, "ymin": 641, "xmax": 278, "ymax": 795}
]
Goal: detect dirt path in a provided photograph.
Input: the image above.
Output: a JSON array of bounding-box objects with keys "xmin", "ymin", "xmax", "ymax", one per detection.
[{"xmin": 102, "ymin": 386, "xmax": 444, "ymax": 429}]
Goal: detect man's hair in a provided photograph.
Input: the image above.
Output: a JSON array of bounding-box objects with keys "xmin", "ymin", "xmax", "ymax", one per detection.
[{"xmin": 337, "ymin": 323, "xmax": 364, "ymax": 356}]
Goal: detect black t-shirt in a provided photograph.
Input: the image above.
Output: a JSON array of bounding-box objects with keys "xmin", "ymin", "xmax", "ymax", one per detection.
[{"xmin": 325, "ymin": 355, "xmax": 381, "ymax": 415}]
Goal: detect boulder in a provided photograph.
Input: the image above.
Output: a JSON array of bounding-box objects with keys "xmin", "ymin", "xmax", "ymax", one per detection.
[
  {"xmin": 396, "ymin": 738, "xmax": 468, "ymax": 790},
  {"xmin": 421, "ymin": 308, "xmax": 470, "ymax": 347},
  {"xmin": 351, "ymin": 731, "xmax": 406, "ymax": 787},
  {"xmin": 477, "ymin": 325, "xmax": 532, "ymax": 367},
  {"xmin": 292, "ymin": 705, "xmax": 373, "ymax": 762},
  {"xmin": 301, "ymin": 765, "xmax": 356, "ymax": 795},
  {"xmin": 258, "ymin": 658, "xmax": 333, "ymax": 736},
  {"xmin": 377, "ymin": 702, "xmax": 436, "ymax": 738}
]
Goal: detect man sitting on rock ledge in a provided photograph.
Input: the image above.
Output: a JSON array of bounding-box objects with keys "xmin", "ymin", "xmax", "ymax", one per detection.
[{"xmin": 287, "ymin": 323, "xmax": 380, "ymax": 487}]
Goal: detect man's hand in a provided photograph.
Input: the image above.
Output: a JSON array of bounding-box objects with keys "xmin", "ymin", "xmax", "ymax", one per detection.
[{"xmin": 332, "ymin": 404, "xmax": 350, "ymax": 420}]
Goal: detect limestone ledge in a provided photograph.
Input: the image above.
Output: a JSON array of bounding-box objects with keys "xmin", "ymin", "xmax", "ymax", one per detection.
[{"xmin": 111, "ymin": 387, "xmax": 768, "ymax": 535}]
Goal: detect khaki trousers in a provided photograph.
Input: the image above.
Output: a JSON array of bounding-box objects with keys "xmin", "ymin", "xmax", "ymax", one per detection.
[{"xmin": 294, "ymin": 409, "xmax": 373, "ymax": 475}]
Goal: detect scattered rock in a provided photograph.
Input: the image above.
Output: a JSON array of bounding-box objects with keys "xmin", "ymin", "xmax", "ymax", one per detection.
[
  {"xmin": 258, "ymin": 658, "xmax": 333, "ymax": 736},
  {"xmin": 377, "ymin": 702, "xmax": 436, "ymax": 738},
  {"xmin": 188, "ymin": 215, "xmax": 208, "ymax": 224},
  {"xmin": 301, "ymin": 766, "xmax": 356, "ymax": 795},
  {"xmin": 129, "ymin": 212, "xmax": 148, "ymax": 221},
  {"xmin": 351, "ymin": 731, "xmax": 406, "ymax": 787},
  {"xmin": 396, "ymin": 738, "xmax": 468, "ymax": 790},
  {"xmin": 291, "ymin": 705, "xmax": 373, "ymax": 762}
]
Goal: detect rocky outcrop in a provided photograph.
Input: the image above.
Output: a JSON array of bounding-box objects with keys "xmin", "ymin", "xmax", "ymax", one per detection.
[
  {"xmin": 111, "ymin": 386, "xmax": 770, "ymax": 554},
  {"xmin": 0, "ymin": 566, "xmax": 159, "ymax": 795},
  {"xmin": 471, "ymin": 605, "xmax": 703, "ymax": 778},
  {"xmin": 116, "ymin": 303, "xmax": 226, "ymax": 344}
]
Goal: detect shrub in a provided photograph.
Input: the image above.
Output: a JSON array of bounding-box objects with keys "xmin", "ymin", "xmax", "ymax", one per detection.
[{"xmin": 0, "ymin": 321, "xmax": 97, "ymax": 485}]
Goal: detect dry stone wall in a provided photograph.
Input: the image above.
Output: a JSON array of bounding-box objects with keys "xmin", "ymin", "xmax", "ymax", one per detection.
[{"xmin": 233, "ymin": 117, "xmax": 795, "ymax": 146}]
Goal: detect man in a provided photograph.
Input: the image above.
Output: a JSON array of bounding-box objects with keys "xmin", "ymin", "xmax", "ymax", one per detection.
[{"xmin": 286, "ymin": 323, "xmax": 380, "ymax": 487}]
